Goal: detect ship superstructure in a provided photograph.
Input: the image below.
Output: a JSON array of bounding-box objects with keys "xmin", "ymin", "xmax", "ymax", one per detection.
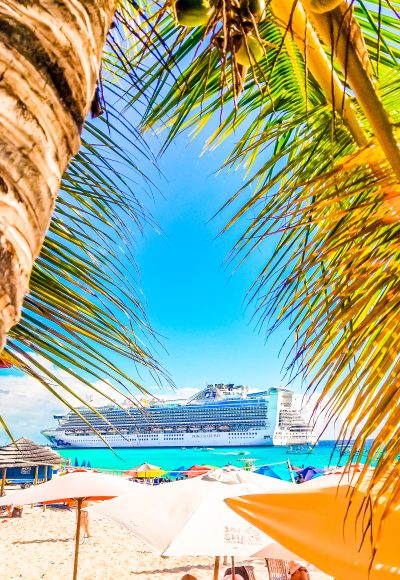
[{"xmin": 42, "ymin": 384, "xmax": 317, "ymax": 449}]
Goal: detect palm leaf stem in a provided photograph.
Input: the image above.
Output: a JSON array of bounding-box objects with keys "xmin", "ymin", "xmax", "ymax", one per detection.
[
  {"xmin": 303, "ymin": 0, "xmax": 400, "ymax": 180},
  {"xmin": 270, "ymin": 0, "xmax": 368, "ymax": 145}
]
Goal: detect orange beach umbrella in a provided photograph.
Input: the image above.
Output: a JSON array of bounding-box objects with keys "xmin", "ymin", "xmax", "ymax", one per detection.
[
  {"xmin": 182, "ymin": 464, "xmax": 216, "ymax": 478},
  {"xmin": 225, "ymin": 471, "xmax": 399, "ymax": 580}
]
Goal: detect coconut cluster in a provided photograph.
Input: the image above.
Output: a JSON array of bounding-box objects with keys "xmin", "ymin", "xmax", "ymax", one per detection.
[{"xmin": 173, "ymin": 0, "xmax": 266, "ymax": 68}]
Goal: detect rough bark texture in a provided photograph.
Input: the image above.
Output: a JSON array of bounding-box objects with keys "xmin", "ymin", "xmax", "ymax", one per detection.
[{"xmin": 0, "ymin": 0, "xmax": 117, "ymax": 348}]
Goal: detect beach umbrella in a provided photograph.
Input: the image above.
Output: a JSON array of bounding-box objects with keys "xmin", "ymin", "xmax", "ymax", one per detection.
[
  {"xmin": 182, "ymin": 464, "xmax": 216, "ymax": 478},
  {"xmin": 294, "ymin": 466, "xmax": 324, "ymax": 482},
  {"xmin": 225, "ymin": 471, "xmax": 398, "ymax": 579},
  {"xmin": 87, "ymin": 461, "xmax": 91, "ymax": 469},
  {"xmin": 92, "ymin": 467, "xmax": 297, "ymax": 565},
  {"xmin": 124, "ymin": 462, "xmax": 166, "ymax": 479},
  {"xmin": 254, "ymin": 465, "xmax": 281, "ymax": 479},
  {"xmin": 0, "ymin": 470, "xmax": 139, "ymax": 580},
  {"xmin": 325, "ymin": 463, "xmax": 363, "ymax": 475},
  {"xmin": 168, "ymin": 465, "xmax": 186, "ymax": 478},
  {"xmin": 81, "ymin": 459, "xmax": 86, "ymax": 468},
  {"xmin": 74, "ymin": 457, "xmax": 79, "ymax": 467}
]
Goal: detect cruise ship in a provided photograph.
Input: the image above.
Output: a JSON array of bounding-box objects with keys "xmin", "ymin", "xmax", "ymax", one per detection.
[{"xmin": 42, "ymin": 384, "xmax": 317, "ymax": 449}]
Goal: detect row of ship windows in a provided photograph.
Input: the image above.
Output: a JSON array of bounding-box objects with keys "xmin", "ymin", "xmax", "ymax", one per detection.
[
  {"xmin": 70, "ymin": 435, "xmax": 162, "ymax": 439},
  {"xmin": 76, "ymin": 409, "xmax": 267, "ymax": 419},
  {"xmin": 83, "ymin": 403, "xmax": 268, "ymax": 412},
  {"xmin": 62, "ymin": 425, "xmax": 269, "ymax": 433},
  {"xmin": 63, "ymin": 427, "xmax": 266, "ymax": 437},
  {"xmin": 69, "ymin": 410, "xmax": 266, "ymax": 416},
  {"xmin": 229, "ymin": 433, "xmax": 254, "ymax": 437},
  {"xmin": 66, "ymin": 421, "xmax": 267, "ymax": 428},
  {"xmin": 62, "ymin": 417, "xmax": 266, "ymax": 429},
  {"xmin": 65, "ymin": 422, "xmax": 267, "ymax": 428}
]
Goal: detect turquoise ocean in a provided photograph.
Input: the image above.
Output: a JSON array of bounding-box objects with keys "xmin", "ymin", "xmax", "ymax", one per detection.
[{"xmin": 57, "ymin": 441, "xmax": 363, "ymax": 481}]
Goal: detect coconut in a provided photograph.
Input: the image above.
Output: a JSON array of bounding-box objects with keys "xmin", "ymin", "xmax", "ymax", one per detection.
[
  {"xmin": 235, "ymin": 34, "xmax": 264, "ymax": 67},
  {"xmin": 175, "ymin": 0, "xmax": 212, "ymax": 27}
]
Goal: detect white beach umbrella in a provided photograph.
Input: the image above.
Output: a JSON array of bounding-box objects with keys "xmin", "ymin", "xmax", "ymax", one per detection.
[
  {"xmin": 91, "ymin": 467, "xmax": 298, "ymax": 565},
  {"xmin": 0, "ymin": 471, "xmax": 140, "ymax": 580},
  {"xmin": 0, "ymin": 470, "xmax": 138, "ymax": 507}
]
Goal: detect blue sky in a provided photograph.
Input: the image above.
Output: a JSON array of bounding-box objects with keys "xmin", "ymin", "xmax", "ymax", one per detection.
[
  {"xmin": 133, "ymin": 130, "xmax": 295, "ymax": 392},
  {"xmin": 1, "ymin": 114, "xmax": 329, "ymax": 442}
]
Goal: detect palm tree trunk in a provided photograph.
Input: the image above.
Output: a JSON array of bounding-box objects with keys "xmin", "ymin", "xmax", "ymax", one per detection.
[{"xmin": 0, "ymin": 0, "xmax": 117, "ymax": 349}]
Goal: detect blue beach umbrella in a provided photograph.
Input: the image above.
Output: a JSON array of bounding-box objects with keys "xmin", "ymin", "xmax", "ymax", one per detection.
[
  {"xmin": 74, "ymin": 458, "xmax": 79, "ymax": 467},
  {"xmin": 295, "ymin": 466, "xmax": 325, "ymax": 481},
  {"xmin": 168, "ymin": 466, "xmax": 186, "ymax": 478},
  {"xmin": 87, "ymin": 461, "xmax": 91, "ymax": 469},
  {"xmin": 81, "ymin": 460, "xmax": 86, "ymax": 468},
  {"xmin": 255, "ymin": 465, "xmax": 281, "ymax": 479}
]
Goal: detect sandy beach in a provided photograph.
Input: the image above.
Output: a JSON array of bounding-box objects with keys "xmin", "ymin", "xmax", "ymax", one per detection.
[{"xmin": 0, "ymin": 505, "xmax": 333, "ymax": 579}]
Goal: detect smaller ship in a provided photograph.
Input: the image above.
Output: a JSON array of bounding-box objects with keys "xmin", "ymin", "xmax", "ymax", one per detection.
[{"xmin": 286, "ymin": 445, "xmax": 314, "ymax": 454}]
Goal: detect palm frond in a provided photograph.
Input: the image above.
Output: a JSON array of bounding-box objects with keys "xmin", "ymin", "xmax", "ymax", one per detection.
[
  {"xmin": 3, "ymin": 99, "xmax": 168, "ymax": 437},
  {"xmin": 111, "ymin": 0, "xmax": 400, "ymax": 513}
]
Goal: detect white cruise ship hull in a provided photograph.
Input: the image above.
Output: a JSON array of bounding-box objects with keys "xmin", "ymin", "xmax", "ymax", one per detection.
[
  {"xmin": 42, "ymin": 428, "xmax": 317, "ymax": 449},
  {"xmin": 42, "ymin": 385, "xmax": 318, "ymax": 449}
]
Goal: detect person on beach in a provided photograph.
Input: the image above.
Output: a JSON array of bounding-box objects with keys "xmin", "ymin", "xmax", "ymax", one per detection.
[
  {"xmin": 81, "ymin": 500, "xmax": 91, "ymax": 538},
  {"xmin": 75, "ymin": 500, "xmax": 91, "ymax": 539}
]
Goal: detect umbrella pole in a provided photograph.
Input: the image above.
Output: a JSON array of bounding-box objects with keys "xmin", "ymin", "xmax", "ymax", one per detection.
[
  {"xmin": 231, "ymin": 556, "xmax": 235, "ymax": 580},
  {"xmin": 73, "ymin": 498, "xmax": 83, "ymax": 580},
  {"xmin": 1, "ymin": 467, "xmax": 6, "ymax": 496},
  {"xmin": 43, "ymin": 466, "xmax": 48, "ymax": 512},
  {"xmin": 213, "ymin": 556, "xmax": 220, "ymax": 580},
  {"xmin": 31, "ymin": 465, "xmax": 39, "ymax": 508},
  {"xmin": 34, "ymin": 465, "xmax": 39, "ymax": 485}
]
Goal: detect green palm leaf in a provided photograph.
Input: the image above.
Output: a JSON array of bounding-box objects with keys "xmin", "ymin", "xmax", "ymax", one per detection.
[
  {"xmin": 113, "ymin": 0, "xmax": 400, "ymax": 514},
  {"xmin": 2, "ymin": 101, "xmax": 168, "ymax": 440}
]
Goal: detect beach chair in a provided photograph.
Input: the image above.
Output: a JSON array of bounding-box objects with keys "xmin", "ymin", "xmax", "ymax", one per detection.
[
  {"xmin": 265, "ymin": 559, "xmax": 290, "ymax": 580},
  {"xmin": 223, "ymin": 564, "xmax": 256, "ymax": 580}
]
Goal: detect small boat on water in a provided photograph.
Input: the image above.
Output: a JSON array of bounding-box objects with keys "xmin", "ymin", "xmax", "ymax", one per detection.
[{"xmin": 286, "ymin": 445, "xmax": 314, "ymax": 454}]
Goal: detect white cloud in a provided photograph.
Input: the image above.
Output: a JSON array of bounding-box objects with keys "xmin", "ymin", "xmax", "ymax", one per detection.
[{"xmin": 0, "ymin": 356, "xmax": 139, "ymax": 443}]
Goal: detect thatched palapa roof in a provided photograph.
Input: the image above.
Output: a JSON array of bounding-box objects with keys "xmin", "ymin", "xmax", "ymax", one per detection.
[{"xmin": 0, "ymin": 438, "xmax": 64, "ymax": 468}]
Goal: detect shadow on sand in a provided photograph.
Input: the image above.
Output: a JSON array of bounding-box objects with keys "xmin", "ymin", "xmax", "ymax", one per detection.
[
  {"xmin": 13, "ymin": 538, "xmax": 71, "ymax": 545},
  {"xmin": 134, "ymin": 563, "xmax": 213, "ymax": 575}
]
